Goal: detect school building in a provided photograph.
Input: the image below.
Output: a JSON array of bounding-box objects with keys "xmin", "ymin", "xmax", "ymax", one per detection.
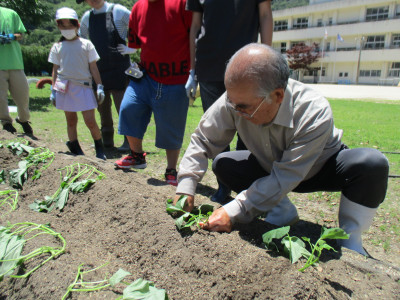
[{"xmin": 272, "ymin": 0, "xmax": 400, "ymax": 85}]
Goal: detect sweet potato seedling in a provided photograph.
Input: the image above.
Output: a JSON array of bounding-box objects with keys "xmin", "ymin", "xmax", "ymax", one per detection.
[
  {"xmin": 62, "ymin": 263, "xmax": 168, "ymax": 300},
  {"xmin": 29, "ymin": 163, "xmax": 105, "ymax": 212},
  {"xmin": 4, "ymin": 139, "xmax": 33, "ymax": 156},
  {"xmin": 262, "ymin": 226, "xmax": 349, "ymax": 272},
  {"xmin": 4, "ymin": 141, "xmax": 55, "ymax": 189},
  {"xmin": 0, "ymin": 190, "xmax": 18, "ymax": 217},
  {"xmin": 166, "ymin": 195, "xmax": 214, "ymax": 231},
  {"xmin": 0, "ymin": 222, "xmax": 66, "ymax": 281}
]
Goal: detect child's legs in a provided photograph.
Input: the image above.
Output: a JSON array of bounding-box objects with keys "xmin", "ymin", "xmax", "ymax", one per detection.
[
  {"xmin": 64, "ymin": 111, "xmax": 78, "ymax": 141},
  {"xmin": 81, "ymin": 109, "xmax": 101, "ymax": 140}
]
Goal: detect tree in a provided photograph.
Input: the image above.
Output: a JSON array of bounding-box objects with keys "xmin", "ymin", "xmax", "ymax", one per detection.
[
  {"xmin": 286, "ymin": 42, "xmax": 321, "ymax": 80},
  {"xmin": 0, "ymin": 0, "xmax": 51, "ymax": 30}
]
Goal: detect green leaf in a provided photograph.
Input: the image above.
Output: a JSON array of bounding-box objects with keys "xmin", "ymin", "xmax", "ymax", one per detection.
[
  {"xmin": 318, "ymin": 240, "xmax": 336, "ymax": 252},
  {"xmin": 282, "ymin": 236, "xmax": 310, "ymax": 264},
  {"xmin": 122, "ymin": 278, "xmax": 167, "ymax": 300},
  {"xmin": 320, "ymin": 227, "xmax": 350, "ymax": 240},
  {"xmin": 198, "ymin": 204, "xmax": 214, "ymax": 214},
  {"xmin": 19, "ymin": 144, "xmax": 34, "ymax": 154},
  {"xmin": 0, "ymin": 233, "xmax": 25, "ymax": 278},
  {"xmin": 165, "ymin": 197, "xmax": 186, "ymax": 215},
  {"xmin": 56, "ymin": 189, "xmax": 69, "ymax": 210},
  {"xmin": 8, "ymin": 166, "xmax": 28, "ymax": 189},
  {"xmin": 175, "ymin": 213, "xmax": 189, "ymax": 230},
  {"xmin": 109, "ymin": 269, "xmax": 131, "ymax": 287},
  {"xmin": 69, "ymin": 179, "xmax": 95, "ymax": 194},
  {"xmin": 262, "ymin": 226, "xmax": 290, "ymax": 249},
  {"xmin": 175, "ymin": 195, "xmax": 187, "ymax": 210}
]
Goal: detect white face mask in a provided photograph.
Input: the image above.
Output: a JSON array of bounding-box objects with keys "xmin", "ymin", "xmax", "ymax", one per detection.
[{"xmin": 61, "ymin": 29, "xmax": 77, "ymax": 40}]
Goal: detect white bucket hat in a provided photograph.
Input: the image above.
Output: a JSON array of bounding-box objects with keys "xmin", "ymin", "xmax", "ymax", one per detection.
[{"xmin": 55, "ymin": 7, "xmax": 79, "ymax": 21}]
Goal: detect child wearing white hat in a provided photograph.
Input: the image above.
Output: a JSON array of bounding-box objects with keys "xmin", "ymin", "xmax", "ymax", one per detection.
[{"xmin": 48, "ymin": 7, "xmax": 106, "ymax": 160}]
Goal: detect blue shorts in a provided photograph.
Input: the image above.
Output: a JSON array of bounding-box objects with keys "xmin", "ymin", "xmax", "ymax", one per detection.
[{"xmin": 118, "ymin": 73, "xmax": 189, "ymax": 150}]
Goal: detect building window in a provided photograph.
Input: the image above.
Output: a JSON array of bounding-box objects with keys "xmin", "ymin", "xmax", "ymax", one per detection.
[
  {"xmin": 344, "ymin": 72, "xmax": 348, "ymax": 77},
  {"xmin": 392, "ymin": 34, "xmax": 400, "ymax": 48},
  {"xmin": 280, "ymin": 42, "xmax": 287, "ymax": 53},
  {"xmin": 328, "ymin": 18, "xmax": 333, "ymax": 25},
  {"xmin": 388, "ymin": 62, "xmax": 400, "ymax": 77},
  {"xmin": 360, "ymin": 70, "xmax": 381, "ymax": 77},
  {"xmin": 339, "ymin": 72, "xmax": 343, "ymax": 77},
  {"xmin": 291, "ymin": 41, "xmax": 305, "ymax": 48},
  {"xmin": 326, "ymin": 42, "xmax": 330, "ymax": 51},
  {"xmin": 293, "ymin": 17, "xmax": 308, "ymax": 29},
  {"xmin": 366, "ymin": 6, "xmax": 389, "ymax": 21},
  {"xmin": 274, "ymin": 20, "xmax": 288, "ymax": 31},
  {"xmin": 364, "ymin": 35, "xmax": 385, "ymax": 49},
  {"xmin": 317, "ymin": 19, "xmax": 323, "ymax": 27}
]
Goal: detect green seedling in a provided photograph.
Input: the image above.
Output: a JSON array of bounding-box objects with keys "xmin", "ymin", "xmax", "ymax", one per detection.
[
  {"xmin": 63, "ymin": 264, "xmax": 167, "ymax": 300},
  {"xmin": 166, "ymin": 195, "xmax": 213, "ymax": 230},
  {"xmin": 7, "ymin": 146, "xmax": 54, "ymax": 189},
  {"xmin": 0, "ymin": 222, "xmax": 66, "ymax": 281},
  {"xmin": 30, "ymin": 163, "xmax": 105, "ymax": 212},
  {"xmin": 262, "ymin": 226, "xmax": 349, "ymax": 272},
  {"xmin": 0, "ymin": 170, "xmax": 5, "ymax": 184},
  {"xmin": 0, "ymin": 190, "xmax": 18, "ymax": 216},
  {"xmin": 5, "ymin": 139, "xmax": 33, "ymax": 156}
]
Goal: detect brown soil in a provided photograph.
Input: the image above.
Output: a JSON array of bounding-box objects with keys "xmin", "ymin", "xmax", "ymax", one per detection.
[{"xmin": 0, "ymin": 130, "xmax": 399, "ymax": 300}]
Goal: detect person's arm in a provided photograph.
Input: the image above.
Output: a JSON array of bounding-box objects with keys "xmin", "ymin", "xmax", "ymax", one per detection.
[
  {"xmin": 51, "ymin": 64, "xmax": 59, "ymax": 85},
  {"xmin": 79, "ymin": 12, "xmax": 90, "ymax": 39},
  {"xmin": 259, "ymin": 0, "xmax": 273, "ymax": 46},
  {"xmin": 89, "ymin": 61, "xmax": 102, "ymax": 85},
  {"xmin": 175, "ymin": 97, "xmax": 237, "ymax": 210},
  {"xmin": 189, "ymin": 11, "xmax": 202, "ymax": 70},
  {"xmin": 13, "ymin": 33, "xmax": 23, "ymax": 41},
  {"xmin": 50, "ymin": 64, "xmax": 59, "ymax": 104},
  {"xmin": 89, "ymin": 61, "xmax": 105, "ymax": 104},
  {"xmin": 185, "ymin": 11, "xmax": 201, "ymax": 98}
]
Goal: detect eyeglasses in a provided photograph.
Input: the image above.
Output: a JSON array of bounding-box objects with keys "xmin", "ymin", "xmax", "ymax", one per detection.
[{"xmin": 225, "ymin": 95, "xmax": 267, "ymax": 119}]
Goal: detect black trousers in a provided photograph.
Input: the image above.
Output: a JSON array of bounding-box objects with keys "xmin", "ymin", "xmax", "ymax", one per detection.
[{"xmin": 212, "ymin": 146, "xmax": 389, "ymax": 208}]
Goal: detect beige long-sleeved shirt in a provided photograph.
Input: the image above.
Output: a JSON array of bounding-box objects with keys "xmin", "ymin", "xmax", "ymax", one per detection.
[{"xmin": 177, "ymin": 79, "xmax": 343, "ymax": 224}]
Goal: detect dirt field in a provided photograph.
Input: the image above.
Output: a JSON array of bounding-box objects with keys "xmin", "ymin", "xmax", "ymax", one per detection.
[{"xmin": 0, "ymin": 130, "xmax": 399, "ymax": 299}]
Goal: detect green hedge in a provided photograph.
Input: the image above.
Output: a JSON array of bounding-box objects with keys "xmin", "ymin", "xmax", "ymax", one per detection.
[{"xmin": 22, "ymin": 45, "xmax": 52, "ymax": 76}]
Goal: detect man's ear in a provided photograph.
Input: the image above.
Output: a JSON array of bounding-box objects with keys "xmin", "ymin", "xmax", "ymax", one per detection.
[{"xmin": 271, "ymin": 88, "xmax": 285, "ymax": 104}]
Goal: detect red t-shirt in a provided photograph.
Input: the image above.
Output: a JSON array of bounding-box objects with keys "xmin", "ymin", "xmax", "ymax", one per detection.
[{"xmin": 128, "ymin": 0, "xmax": 192, "ymax": 85}]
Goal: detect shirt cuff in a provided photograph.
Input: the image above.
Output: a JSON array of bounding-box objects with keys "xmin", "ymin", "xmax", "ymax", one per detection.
[
  {"xmin": 223, "ymin": 191, "xmax": 253, "ymax": 224},
  {"xmin": 176, "ymin": 176, "xmax": 197, "ymax": 196}
]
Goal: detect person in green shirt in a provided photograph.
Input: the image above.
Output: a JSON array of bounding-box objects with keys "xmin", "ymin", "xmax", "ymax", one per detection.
[{"xmin": 0, "ymin": 7, "xmax": 32, "ymax": 134}]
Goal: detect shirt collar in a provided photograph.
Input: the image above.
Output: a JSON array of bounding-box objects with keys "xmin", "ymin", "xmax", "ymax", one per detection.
[{"xmin": 271, "ymin": 79, "xmax": 294, "ymax": 128}]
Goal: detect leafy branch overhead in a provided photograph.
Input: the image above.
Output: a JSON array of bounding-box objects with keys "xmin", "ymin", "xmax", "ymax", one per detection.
[
  {"xmin": 166, "ymin": 195, "xmax": 213, "ymax": 231},
  {"xmin": 30, "ymin": 163, "xmax": 105, "ymax": 212}
]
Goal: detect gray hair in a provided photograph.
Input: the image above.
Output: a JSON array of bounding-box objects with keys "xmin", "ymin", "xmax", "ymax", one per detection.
[{"xmin": 224, "ymin": 43, "xmax": 290, "ymax": 98}]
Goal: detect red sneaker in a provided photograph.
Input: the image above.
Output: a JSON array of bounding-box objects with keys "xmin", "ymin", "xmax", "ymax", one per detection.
[
  {"xmin": 114, "ymin": 152, "xmax": 147, "ymax": 169},
  {"xmin": 165, "ymin": 168, "xmax": 178, "ymax": 186}
]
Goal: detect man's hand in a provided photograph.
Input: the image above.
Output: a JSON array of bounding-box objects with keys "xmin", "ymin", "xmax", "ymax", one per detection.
[
  {"xmin": 174, "ymin": 194, "xmax": 194, "ymax": 212},
  {"xmin": 96, "ymin": 84, "xmax": 105, "ymax": 105},
  {"xmin": 200, "ymin": 207, "xmax": 232, "ymax": 232},
  {"xmin": 117, "ymin": 44, "xmax": 137, "ymax": 55},
  {"xmin": 185, "ymin": 69, "xmax": 197, "ymax": 99}
]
